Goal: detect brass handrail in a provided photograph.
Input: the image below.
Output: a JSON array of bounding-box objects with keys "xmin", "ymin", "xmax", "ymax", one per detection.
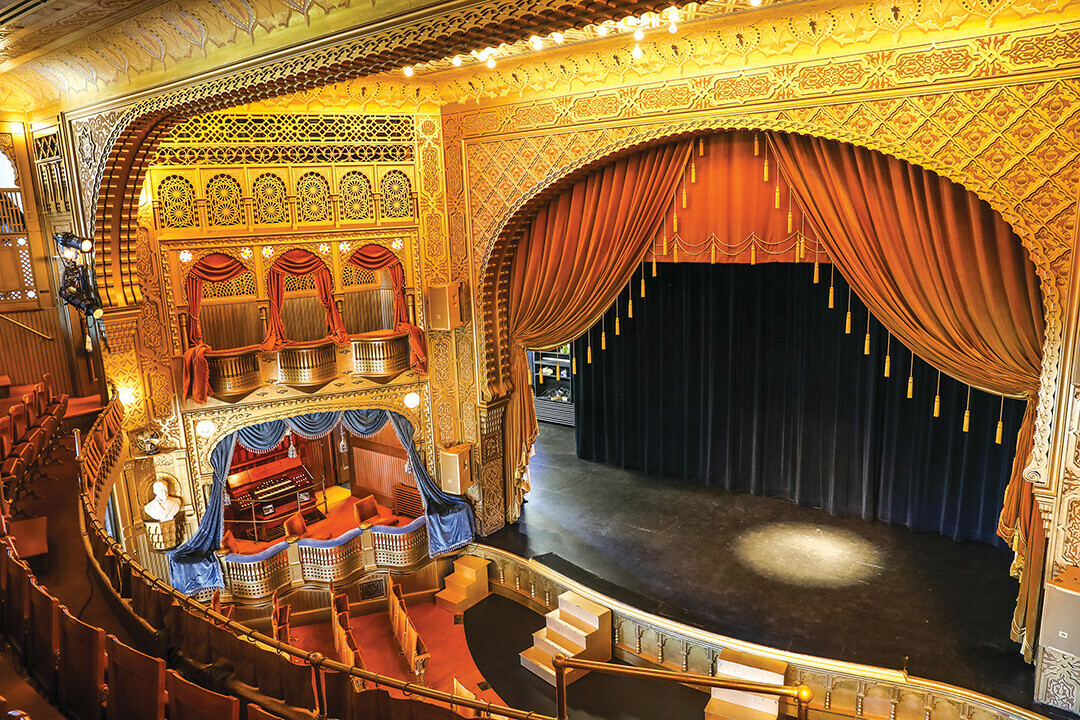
[
  {"xmin": 551, "ymin": 654, "xmax": 813, "ymax": 720},
  {"xmin": 0, "ymin": 312, "xmax": 52, "ymax": 340}
]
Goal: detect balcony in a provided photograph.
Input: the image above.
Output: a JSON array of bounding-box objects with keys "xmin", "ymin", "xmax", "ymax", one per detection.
[
  {"xmin": 205, "ymin": 346, "xmax": 262, "ymax": 401},
  {"xmin": 351, "ymin": 330, "xmax": 410, "ymax": 383},
  {"xmin": 278, "ymin": 339, "xmax": 338, "ymax": 391}
]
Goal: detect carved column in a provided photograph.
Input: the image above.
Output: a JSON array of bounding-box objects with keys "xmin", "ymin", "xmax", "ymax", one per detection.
[{"xmin": 476, "ymin": 397, "xmax": 508, "ymax": 535}]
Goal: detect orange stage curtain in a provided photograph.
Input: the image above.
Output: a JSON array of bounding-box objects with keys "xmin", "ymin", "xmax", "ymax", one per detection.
[
  {"xmin": 348, "ymin": 245, "xmax": 427, "ymax": 373},
  {"xmin": 500, "ymin": 139, "xmax": 693, "ymax": 490},
  {"xmin": 261, "ymin": 249, "xmax": 349, "ymax": 351},
  {"xmin": 650, "ymin": 134, "xmax": 827, "ymax": 265},
  {"xmin": 770, "ymin": 131, "xmax": 1046, "ymax": 657},
  {"xmin": 182, "ymin": 253, "xmax": 249, "ymax": 402}
]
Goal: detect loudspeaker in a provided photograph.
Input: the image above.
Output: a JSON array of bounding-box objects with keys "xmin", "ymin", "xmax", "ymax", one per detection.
[
  {"xmin": 427, "ymin": 282, "xmax": 464, "ymax": 331},
  {"xmin": 1043, "ymin": 567, "xmax": 1080, "ymax": 657},
  {"xmin": 439, "ymin": 443, "xmax": 472, "ymax": 495}
]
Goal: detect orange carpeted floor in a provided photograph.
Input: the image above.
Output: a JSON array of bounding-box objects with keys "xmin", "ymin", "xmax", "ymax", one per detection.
[{"xmin": 289, "ymin": 600, "xmax": 505, "ymax": 707}]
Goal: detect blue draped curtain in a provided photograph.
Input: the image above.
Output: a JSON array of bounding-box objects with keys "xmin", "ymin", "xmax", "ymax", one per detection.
[
  {"xmin": 170, "ymin": 408, "xmax": 474, "ymax": 594},
  {"xmin": 169, "ymin": 435, "xmax": 237, "ymax": 594}
]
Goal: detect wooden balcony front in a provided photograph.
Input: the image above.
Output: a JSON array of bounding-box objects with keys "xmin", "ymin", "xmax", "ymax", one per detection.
[
  {"xmin": 279, "ymin": 339, "xmax": 338, "ymax": 391},
  {"xmin": 205, "ymin": 346, "xmax": 262, "ymax": 401},
  {"xmin": 351, "ymin": 330, "xmax": 410, "ymax": 383}
]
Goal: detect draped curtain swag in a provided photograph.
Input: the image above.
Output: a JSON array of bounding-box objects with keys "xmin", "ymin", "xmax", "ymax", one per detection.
[
  {"xmin": 348, "ymin": 245, "xmax": 428, "ymax": 373},
  {"xmin": 261, "ymin": 248, "xmax": 349, "ymax": 350},
  {"xmin": 769, "ymin": 132, "xmax": 1045, "ymax": 655},
  {"xmin": 181, "ymin": 253, "xmax": 250, "ymax": 403},
  {"xmin": 499, "ymin": 139, "xmax": 694, "ymax": 489},
  {"xmin": 168, "ymin": 409, "xmax": 473, "ymax": 595}
]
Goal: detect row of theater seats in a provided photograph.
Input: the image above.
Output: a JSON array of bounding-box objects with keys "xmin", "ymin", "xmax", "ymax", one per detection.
[
  {"xmin": 0, "ymin": 514, "xmax": 296, "ymax": 720},
  {"xmin": 0, "ymin": 374, "xmax": 68, "ymax": 516},
  {"xmin": 0, "ymin": 696, "xmax": 31, "ymax": 718}
]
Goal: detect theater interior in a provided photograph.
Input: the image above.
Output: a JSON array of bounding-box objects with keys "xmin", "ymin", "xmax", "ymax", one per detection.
[{"xmin": 2, "ymin": 0, "xmax": 1080, "ymax": 719}]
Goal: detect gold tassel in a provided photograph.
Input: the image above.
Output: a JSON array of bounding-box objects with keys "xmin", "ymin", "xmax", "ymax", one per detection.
[
  {"xmin": 711, "ymin": 245, "xmax": 716, "ymax": 264},
  {"xmin": 673, "ymin": 244, "xmax": 678, "ymax": 263},
  {"xmin": 864, "ymin": 331, "xmax": 870, "ymax": 355},
  {"xmin": 845, "ymin": 311, "xmax": 851, "ymax": 334},
  {"xmin": 641, "ymin": 276, "xmax": 646, "ymax": 297},
  {"xmin": 699, "ymin": 137, "xmax": 704, "ymax": 156},
  {"xmin": 763, "ymin": 157, "xmax": 769, "ymax": 182},
  {"xmin": 774, "ymin": 181, "xmax": 780, "ymax": 210},
  {"xmin": 829, "ymin": 265, "xmax": 836, "ymax": 308},
  {"xmin": 800, "ymin": 235, "xmax": 806, "ymax": 259},
  {"xmin": 829, "ymin": 285, "xmax": 835, "ymax": 309},
  {"xmin": 813, "ymin": 261, "xmax": 819, "ymax": 284},
  {"xmin": 651, "ymin": 258, "xmax": 657, "ymax": 277},
  {"xmin": 615, "ymin": 316, "xmax": 620, "ymax": 335},
  {"xmin": 691, "ymin": 157, "xmax": 696, "ymax": 183},
  {"xmin": 673, "ymin": 212, "xmax": 678, "ymax": 233},
  {"xmin": 907, "ymin": 375, "xmax": 914, "ymax": 399},
  {"xmin": 751, "ymin": 245, "xmax": 756, "ymax": 264},
  {"xmin": 884, "ymin": 333, "xmax": 891, "ymax": 377},
  {"xmin": 601, "ymin": 330, "xmax": 606, "ymax": 350},
  {"xmin": 588, "ymin": 345, "xmax": 592, "ymax": 364},
  {"xmin": 628, "ymin": 296, "xmax": 633, "ymax": 318},
  {"xmin": 787, "ymin": 210, "xmax": 793, "ymax": 234},
  {"xmin": 963, "ymin": 387, "xmax": 971, "ymax": 432},
  {"xmin": 662, "ymin": 235, "xmax": 668, "ymax": 255},
  {"xmin": 754, "ymin": 133, "xmax": 759, "ymax": 156},
  {"xmin": 995, "ymin": 396, "xmax": 1004, "ymax": 444},
  {"xmin": 572, "ymin": 356, "xmax": 577, "ymax": 375},
  {"xmin": 538, "ymin": 367, "xmax": 544, "ymax": 384},
  {"xmin": 681, "ymin": 183, "xmax": 687, "ymax": 209},
  {"xmin": 933, "ymin": 370, "xmax": 941, "ymax": 417}
]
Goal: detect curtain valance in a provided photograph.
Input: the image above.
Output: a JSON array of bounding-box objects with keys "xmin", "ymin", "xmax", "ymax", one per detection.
[
  {"xmin": 169, "ymin": 409, "xmax": 474, "ymax": 595},
  {"xmin": 348, "ymin": 245, "xmax": 427, "ymax": 373}
]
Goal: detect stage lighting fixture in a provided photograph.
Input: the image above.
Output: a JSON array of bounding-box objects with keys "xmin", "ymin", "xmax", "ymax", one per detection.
[
  {"xmin": 60, "ymin": 284, "xmax": 103, "ymax": 319},
  {"xmin": 54, "ymin": 231, "xmax": 93, "ymax": 254}
]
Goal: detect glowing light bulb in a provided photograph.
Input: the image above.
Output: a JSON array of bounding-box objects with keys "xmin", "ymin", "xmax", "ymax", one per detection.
[
  {"xmin": 117, "ymin": 387, "xmax": 135, "ymax": 405},
  {"xmin": 667, "ymin": 6, "xmax": 679, "ymax": 21},
  {"xmin": 668, "ymin": 21, "xmax": 678, "ymax": 33},
  {"xmin": 632, "ymin": 44, "xmax": 643, "ymax": 59},
  {"xmin": 195, "ymin": 420, "xmax": 216, "ymax": 439},
  {"xmin": 403, "ymin": 66, "xmax": 413, "ymax": 77},
  {"xmin": 403, "ymin": 392, "xmax": 420, "ymax": 409},
  {"xmin": 597, "ymin": 24, "xmax": 608, "ymax": 36},
  {"xmin": 486, "ymin": 56, "xmax": 496, "ymax": 68},
  {"xmin": 634, "ymin": 27, "xmax": 644, "ymax": 41},
  {"xmin": 750, "ymin": 0, "xmax": 762, "ymax": 5},
  {"xmin": 452, "ymin": 55, "xmax": 462, "ymax": 66},
  {"xmin": 552, "ymin": 32, "xmax": 564, "ymax": 43},
  {"xmin": 178, "ymin": 250, "xmax": 193, "ymax": 263},
  {"xmin": 530, "ymin": 35, "xmax": 543, "ymax": 50}
]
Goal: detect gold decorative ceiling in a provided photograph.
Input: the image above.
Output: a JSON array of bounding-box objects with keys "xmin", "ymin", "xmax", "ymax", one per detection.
[{"xmin": 0, "ymin": 0, "xmax": 782, "ymax": 115}]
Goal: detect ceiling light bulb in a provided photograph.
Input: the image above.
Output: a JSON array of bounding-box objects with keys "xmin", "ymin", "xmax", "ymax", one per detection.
[
  {"xmin": 403, "ymin": 392, "xmax": 421, "ymax": 409},
  {"xmin": 530, "ymin": 35, "xmax": 543, "ymax": 50},
  {"xmin": 195, "ymin": 419, "xmax": 216, "ymax": 439},
  {"xmin": 403, "ymin": 66, "xmax": 413, "ymax": 77},
  {"xmin": 634, "ymin": 27, "xmax": 644, "ymax": 40},
  {"xmin": 632, "ymin": 44, "xmax": 643, "ymax": 59},
  {"xmin": 668, "ymin": 6, "xmax": 679, "ymax": 21},
  {"xmin": 486, "ymin": 56, "xmax": 496, "ymax": 68},
  {"xmin": 552, "ymin": 32, "xmax": 564, "ymax": 43},
  {"xmin": 750, "ymin": 0, "xmax": 762, "ymax": 5},
  {"xmin": 117, "ymin": 387, "xmax": 135, "ymax": 405},
  {"xmin": 668, "ymin": 21, "xmax": 678, "ymax": 33},
  {"xmin": 597, "ymin": 24, "xmax": 608, "ymax": 36},
  {"xmin": 452, "ymin": 55, "xmax": 462, "ymax": 66}
]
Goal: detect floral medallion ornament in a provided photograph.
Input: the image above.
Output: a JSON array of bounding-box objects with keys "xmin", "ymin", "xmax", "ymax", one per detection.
[
  {"xmin": 296, "ymin": 171, "xmax": 331, "ymax": 222},
  {"xmin": 159, "ymin": 175, "xmax": 196, "ymax": 228}
]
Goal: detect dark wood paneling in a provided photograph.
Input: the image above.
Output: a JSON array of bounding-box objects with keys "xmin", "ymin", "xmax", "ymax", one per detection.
[{"xmin": 0, "ymin": 307, "xmax": 73, "ymax": 393}]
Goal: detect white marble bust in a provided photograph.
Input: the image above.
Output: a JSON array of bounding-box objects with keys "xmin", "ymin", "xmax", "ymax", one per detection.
[{"xmin": 144, "ymin": 480, "xmax": 181, "ymax": 522}]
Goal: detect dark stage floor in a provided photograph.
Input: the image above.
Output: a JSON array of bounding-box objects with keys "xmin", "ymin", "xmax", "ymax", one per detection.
[{"xmin": 483, "ymin": 423, "xmax": 1038, "ymax": 710}]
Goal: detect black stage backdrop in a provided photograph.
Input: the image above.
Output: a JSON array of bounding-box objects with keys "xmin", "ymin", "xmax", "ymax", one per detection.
[{"xmin": 572, "ymin": 263, "xmax": 1024, "ymax": 547}]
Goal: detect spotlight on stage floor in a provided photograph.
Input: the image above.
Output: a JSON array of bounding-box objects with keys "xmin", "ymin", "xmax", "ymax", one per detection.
[{"xmin": 733, "ymin": 522, "xmax": 883, "ymax": 588}]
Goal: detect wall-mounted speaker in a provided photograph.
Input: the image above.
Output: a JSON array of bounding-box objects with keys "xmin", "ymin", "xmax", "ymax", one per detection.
[
  {"xmin": 439, "ymin": 443, "xmax": 472, "ymax": 495},
  {"xmin": 1043, "ymin": 567, "xmax": 1080, "ymax": 658},
  {"xmin": 426, "ymin": 282, "xmax": 464, "ymax": 331}
]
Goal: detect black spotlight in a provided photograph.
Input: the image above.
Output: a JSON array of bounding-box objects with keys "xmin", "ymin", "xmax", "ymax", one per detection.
[
  {"xmin": 57, "ymin": 261, "xmax": 103, "ymax": 320},
  {"xmin": 54, "ymin": 231, "xmax": 93, "ymax": 254}
]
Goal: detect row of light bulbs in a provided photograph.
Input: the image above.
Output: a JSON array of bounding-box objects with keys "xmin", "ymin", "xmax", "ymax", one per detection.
[{"xmin": 402, "ymin": 0, "xmax": 764, "ymax": 76}]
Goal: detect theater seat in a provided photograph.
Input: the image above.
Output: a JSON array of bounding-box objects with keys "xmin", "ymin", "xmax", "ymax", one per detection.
[
  {"xmin": 283, "ymin": 512, "xmax": 331, "ymax": 541},
  {"xmin": 352, "ymin": 494, "xmax": 395, "ymax": 527}
]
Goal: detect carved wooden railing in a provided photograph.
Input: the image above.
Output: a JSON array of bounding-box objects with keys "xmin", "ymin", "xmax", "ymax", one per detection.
[
  {"xmin": 351, "ymin": 330, "xmax": 410, "ymax": 382},
  {"xmin": 205, "ymin": 346, "xmax": 262, "ymax": 400},
  {"xmin": 77, "ymin": 405, "xmax": 551, "ymax": 720},
  {"xmin": 278, "ymin": 339, "xmax": 338, "ymax": 390}
]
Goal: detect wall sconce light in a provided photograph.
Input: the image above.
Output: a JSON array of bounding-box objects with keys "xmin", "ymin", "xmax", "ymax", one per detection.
[
  {"xmin": 403, "ymin": 392, "xmax": 421, "ymax": 409},
  {"xmin": 117, "ymin": 387, "xmax": 135, "ymax": 405},
  {"xmin": 195, "ymin": 419, "xmax": 217, "ymax": 438}
]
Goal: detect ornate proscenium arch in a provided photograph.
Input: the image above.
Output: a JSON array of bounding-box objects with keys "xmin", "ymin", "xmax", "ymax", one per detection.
[
  {"xmin": 478, "ymin": 118, "xmax": 1059, "ymax": 518},
  {"xmin": 88, "ymin": 0, "xmax": 702, "ymax": 308}
]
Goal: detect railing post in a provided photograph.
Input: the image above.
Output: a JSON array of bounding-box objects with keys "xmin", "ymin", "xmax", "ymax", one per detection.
[
  {"xmin": 553, "ymin": 653, "xmax": 569, "ymax": 720},
  {"xmin": 797, "ymin": 684, "xmax": 813, "ymax": 720}
]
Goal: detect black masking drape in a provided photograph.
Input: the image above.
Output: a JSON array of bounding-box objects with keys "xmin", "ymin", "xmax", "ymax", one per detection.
[{"xmin": 573, "ymin": 263, "xmax": 1024, "ymax": 547}]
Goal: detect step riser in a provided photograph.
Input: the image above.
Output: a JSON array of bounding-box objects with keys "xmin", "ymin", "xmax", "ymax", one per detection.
[
  {"xmin": 518, "ymin": 651, "xmax": 585, "ymax": 687},
  {"xmin": 533, "ymin": 628, "xmax": 584, "ymax": 658},
  {"xmin": 557, "ymin": 592, "xmax": 608, "ymax": 628},
  {"xmin": 546, "ymin": 615, "xmax": 589, "ymax": 648}
]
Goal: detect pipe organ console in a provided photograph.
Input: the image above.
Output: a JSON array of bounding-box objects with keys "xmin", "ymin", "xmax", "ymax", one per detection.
[{"xmin": 225, "ymin": 457, "xmax": 324, "ymax": 542}]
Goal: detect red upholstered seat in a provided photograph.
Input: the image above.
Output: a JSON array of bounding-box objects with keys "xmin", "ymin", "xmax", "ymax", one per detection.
[
  {"xmin": 283, "ymin": 512, "xmax": 307, "ymax": 538},
  {"xmin": 353, "ymin": 494, "xmax": 393, "ymax": 526},
  {"xmin": 166, "ymin": 669, "xmax": 239, "ymax": 720}
]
